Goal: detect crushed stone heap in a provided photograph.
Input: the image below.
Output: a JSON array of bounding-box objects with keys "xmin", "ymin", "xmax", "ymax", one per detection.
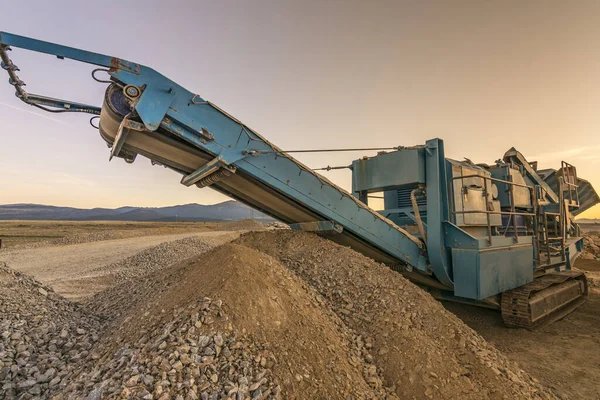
[
  {"xmin": 236, "ymin": 231, "xmax": 556, "ymax": 399},
  {"xmin": 0, "ymin": 262, "xmax": 101, "ymax": 399},
  {"xmin": 582, "ymin": 233, "xmax": 600, "ymax": 260},
  {"xmin": 2, "ymin": 230, "xmax": 559, "ymax": 400},
  {"xmin": 73, "ymin": 244, "xmax": 392, "ymax": 399}
]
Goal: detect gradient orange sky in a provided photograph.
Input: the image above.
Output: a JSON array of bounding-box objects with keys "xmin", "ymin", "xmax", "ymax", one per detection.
[{"xmin": 1, "ymin": 1, "xmax": 599, "ymax": 218}]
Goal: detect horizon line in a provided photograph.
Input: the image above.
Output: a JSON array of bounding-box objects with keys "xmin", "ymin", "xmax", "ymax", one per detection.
[{"xmin": 0, "ymin": 200, "xmax": 239, "ymax": 209}]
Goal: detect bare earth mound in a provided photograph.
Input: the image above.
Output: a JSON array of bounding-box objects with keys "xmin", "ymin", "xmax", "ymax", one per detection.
[{"xmin": 236, "ymin": 231, "xmax": 555, "ymax": 399}]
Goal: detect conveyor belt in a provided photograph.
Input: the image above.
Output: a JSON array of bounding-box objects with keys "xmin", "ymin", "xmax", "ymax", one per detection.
[{"xmin": 98, "ymin": 84, "xmax": 439, "ymax": 285}]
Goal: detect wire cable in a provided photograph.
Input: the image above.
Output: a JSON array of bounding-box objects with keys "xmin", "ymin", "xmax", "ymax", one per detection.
[
  {"xmin": 313, "ymin": 165, "xmax": 351, "ymax": 171},
  {"xmin": 261, "ymin": 146, "xmax": 400, "ymax": 154}
]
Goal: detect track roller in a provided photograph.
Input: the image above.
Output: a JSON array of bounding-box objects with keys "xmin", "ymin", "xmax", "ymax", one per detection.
[{"xmin": 501, "ymin": 270, "xmax": 588, "ymax": 330}]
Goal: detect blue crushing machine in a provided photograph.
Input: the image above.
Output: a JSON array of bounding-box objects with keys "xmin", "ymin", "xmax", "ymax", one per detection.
[{"xmin": 1, "ymin": 32, "xmax": 598, "ymax": 329}]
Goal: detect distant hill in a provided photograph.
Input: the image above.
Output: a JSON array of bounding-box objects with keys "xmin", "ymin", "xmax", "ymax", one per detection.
[
  {"xmin": 0, "ymin": 201, "xmax": 273, "ymax": 222},
  {"xmin": 575, "ymin": 218, "xmax": 600, "ymax": 225}
]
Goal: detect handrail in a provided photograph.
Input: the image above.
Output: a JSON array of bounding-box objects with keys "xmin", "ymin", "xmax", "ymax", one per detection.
[
  {"xmin": 448, "ymin": 171, "xmax": 575, "ymax": 267},
  {"xmin": 448, "ymin": 173, "xmax": 536, "ymax": 246},
  {"xmin": 560, "ymin": 161, "xmax": 580, "ymax": 209}
]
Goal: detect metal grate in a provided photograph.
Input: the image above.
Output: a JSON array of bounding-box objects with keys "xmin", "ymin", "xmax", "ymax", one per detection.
[{"xmin": 397, "ymin": 187, "xmax": 426, "ymax": 209}]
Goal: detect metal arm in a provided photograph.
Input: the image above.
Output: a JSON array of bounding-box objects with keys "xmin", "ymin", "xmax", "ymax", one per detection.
[
  {"xmin": 0, "ymin": 31, "xmax": 139, "ymax": 114},
  {"xmin": 0, "ymin": 43, "xmax": 101, "ymax": 114}
]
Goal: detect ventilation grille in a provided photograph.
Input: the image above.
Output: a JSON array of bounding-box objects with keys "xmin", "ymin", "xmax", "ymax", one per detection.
[{"xmin": 396, "ymin": 187, "xmax": 427, "ymax": 217}]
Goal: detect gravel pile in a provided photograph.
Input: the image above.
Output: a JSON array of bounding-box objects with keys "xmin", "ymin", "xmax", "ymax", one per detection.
[
  {"xmin": 216, "ymin": 220, "xmax": 265, "ymax": 231},
  {"xmin": 72, "ymin": 236, "xmax": 225, "ymax": 285},
  {"xmin": 61, "ymin": 298, "xmax": 282, "ymax": 399},
  {"xmin": 84, "ymin": 234, "xmax": 236, "ymax": 321},
  {"xmin": 81, "ymin": 244, "xmax": 393, "ymax": 399},
  {"xmin": 164, "ymin": 245, "xmax": 394, "ymax": 399},
  {"xmin": 237, "ymin": 231, "xmax": 556, "ymax": 399},
  {"xmin": 0, "ymin": 262, "xmax": 101, "ymax": 399},
  {"xmin": 1, "ymin": 228, "xmax": 561, "ymax": 399},
  {"xmin": 582, "ymin": 233, "xmax": 600, "ymax": 260}
]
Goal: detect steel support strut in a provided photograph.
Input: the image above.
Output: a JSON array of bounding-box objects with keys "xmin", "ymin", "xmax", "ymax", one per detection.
[
  {"xmin": 425, "ymin": 139, "xmax": 454, "ymax": 287},
  {"xmin": 0, "ymin": 33, "xmax": 102, "ymax": 114}
]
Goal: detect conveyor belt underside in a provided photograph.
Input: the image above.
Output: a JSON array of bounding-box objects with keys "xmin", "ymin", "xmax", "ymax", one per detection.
[{"xmin": 98, "ymin": 105, "xmax": 444, "ymax": 289}]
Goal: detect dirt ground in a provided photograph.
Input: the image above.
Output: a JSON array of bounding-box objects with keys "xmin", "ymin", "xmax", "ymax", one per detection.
[
  {"xmin": 0, "ymin": 231, "xmax": 237, "ymax": 300},
  {"xmin": 445, "ymin": 259, "xmax": 600, "ymax": 400},
  {"xmin": 0, "ymin": 220, "xmax": 216, "ymax": 249},
  {"xmin": 578, "ymin": 223, "xmax": 600, "ymax": 234},
  {"xmin": 1, "ymin": 223, "xmax": 599, "ymax": 399}
]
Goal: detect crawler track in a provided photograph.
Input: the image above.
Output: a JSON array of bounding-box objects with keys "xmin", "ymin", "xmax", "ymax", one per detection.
[{"xmin": 501, "ymin": 270, "xmax": 588, "ymax": 330}]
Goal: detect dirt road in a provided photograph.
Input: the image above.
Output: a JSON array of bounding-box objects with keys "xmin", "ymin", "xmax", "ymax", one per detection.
[
  {"xmin": 445, "ymin": 262, "xmax": 600, "ymax": 400},
  {"xmin": 0, "ymin": 231, "xmax": 236, "ymax": 299}
]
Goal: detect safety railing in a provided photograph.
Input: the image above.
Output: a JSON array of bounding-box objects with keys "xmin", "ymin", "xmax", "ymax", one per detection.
[
  {"xmin": 560, "ymin": 161, "xmax": 580, "ymax": 208},
  {"xmin": 448, "ymin": 171, "xmax": 575, "ymax": 268}
]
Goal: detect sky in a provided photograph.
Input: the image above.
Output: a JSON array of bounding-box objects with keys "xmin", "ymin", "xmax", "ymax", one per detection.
[{"xmin": 1, "ymin": 1, "xmax": 600, "ymax": 218}]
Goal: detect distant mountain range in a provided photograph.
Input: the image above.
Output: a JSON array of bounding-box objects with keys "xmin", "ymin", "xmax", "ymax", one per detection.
[
  {"xmin": 576, "ymin": 218, "xmax": 600, "ymax": 224},
  {"xmin": 0, "ymin": 201, "xmax": 273, "ymax": 222},
  {"xmin": 3, "ymin": 201, "xmax": 593, "ymax": 224}
]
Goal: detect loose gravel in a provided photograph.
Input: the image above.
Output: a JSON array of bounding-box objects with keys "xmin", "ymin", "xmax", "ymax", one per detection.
[
  {"xmin": 0, "ymin": 229, "xmax": 563, "ymax": 399},
  {"xmin": 0, "ymin": 263, "xmax": 101, "ymax": 399},
  {"xmin": 237, "ymin": 231, "xmax": 557, "ymax": 399}
]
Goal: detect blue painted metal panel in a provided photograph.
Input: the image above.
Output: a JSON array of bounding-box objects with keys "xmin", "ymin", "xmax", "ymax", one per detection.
[
  {"xmin": 575, "ymin": 178, "xmax": 600, "ymax": 215},
  {"xmin": 478, "ymin": 246, "xmax": 533, "ymax": 298},
  {"xmin": 444, "ymin": 222, "xmax": 478, "ymax": 250},
  {"xmin": 352, "ymin": 149, "xmax": 425, "ymax": 193},
  {"xmin": 289, "ymin": 221, "xmax": 343, "ymax": 233},
  {"xmin": 567, "ymin": 238, "xmax": 584, "ymax": 269},
  {"xmin": 453, "ymin": 246, "xmax": 533, "ymax": 299},
  {"xmin": 0, "ymin": 32, "xmax": 134, "ymax": 71},
  {"xmin": 451, "ymin": 249, "xmax": 479, "ymax": 299},
  {"xmin": 425, "ymin": 139, "xmax": 454, "ymax": 287}
]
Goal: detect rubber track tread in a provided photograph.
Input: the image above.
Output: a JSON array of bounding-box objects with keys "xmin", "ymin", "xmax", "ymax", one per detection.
[{"xmin": 501, "ymin": 271, "xmax": 587, "ymax": 330}]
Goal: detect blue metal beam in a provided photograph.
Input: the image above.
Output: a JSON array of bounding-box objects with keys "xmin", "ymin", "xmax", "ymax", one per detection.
[
  {"xmin": 425, "ymin": 139, "xmax": 454, "ymax": 287},
  {"xmin": 290, "ymin": 221, "xmax": 343, "ymax": 233},
  {"xmin": 0, "ymin": 32, "xmax": 135, "ymax": 71}
]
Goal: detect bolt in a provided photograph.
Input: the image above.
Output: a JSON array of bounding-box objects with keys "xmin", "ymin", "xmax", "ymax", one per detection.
[{"xmin": 124, "ymin": 85, "xmax": 140, "ymax": 99}]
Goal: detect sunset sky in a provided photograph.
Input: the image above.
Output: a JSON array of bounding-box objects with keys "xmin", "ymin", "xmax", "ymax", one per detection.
[{"xmin": 1, "ymin": 1, "xmax": 599, "ymax": 218}]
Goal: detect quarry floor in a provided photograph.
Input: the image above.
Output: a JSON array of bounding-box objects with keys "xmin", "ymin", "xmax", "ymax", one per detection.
[
  {"xmin": 445, "ymin": 281, "xmax": 600, "ymax": 399},
  {"xmin": 0, "ymin": 231, "xmax": 239, "ymax": 300},
  {"xmin": 1, "ymin": 222, "xmax": 599, "ymax": 398}
]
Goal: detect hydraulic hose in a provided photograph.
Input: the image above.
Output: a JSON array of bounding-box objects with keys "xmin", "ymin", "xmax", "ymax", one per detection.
[{"xmin": 411, "ymin": 188, "xmax": 427, "ymax": 247}]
